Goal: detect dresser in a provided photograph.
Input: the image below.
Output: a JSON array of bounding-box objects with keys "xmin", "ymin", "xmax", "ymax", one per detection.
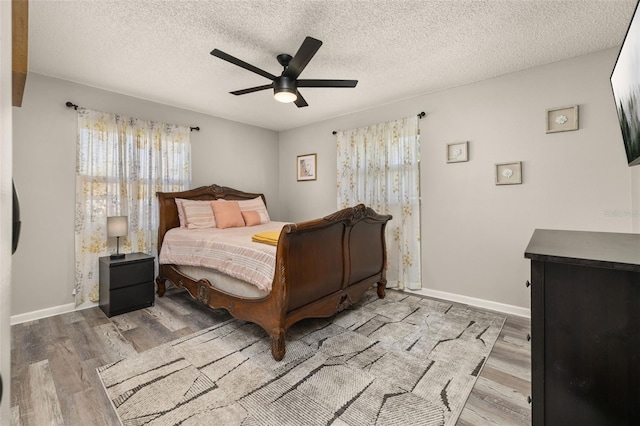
[
  {"xmin": 99, "ymin": 252, "xmax": 155, "ymax": 317},
  {"xmin": 525, "ymin": 229, "xmax": 640, "ymax": 426}
]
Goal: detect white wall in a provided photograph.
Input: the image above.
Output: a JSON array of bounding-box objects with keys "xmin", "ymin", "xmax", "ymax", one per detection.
[
  {"xmin": 11, "ymin": 73, "xmax": 278, "ymax": 316},
  {"xmin": 279, "ymin": 48, "xmax": 633, "ymax": 311},
  {"xmin": 12, "ymin": 48, "xmax": 638, "ymax": 317},
  {"xmin": 1, "ymin": 0, "xmax": 13, "ymax": 421}
]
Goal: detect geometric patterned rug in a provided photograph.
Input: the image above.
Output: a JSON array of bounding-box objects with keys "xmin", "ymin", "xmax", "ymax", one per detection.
[{"xmin": 97, "ymin": 289, "xmax": 505, "ymax": 426}]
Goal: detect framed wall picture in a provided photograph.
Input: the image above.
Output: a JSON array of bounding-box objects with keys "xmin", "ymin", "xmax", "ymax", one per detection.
[
  {"xmin": 546, "ymin": 105, "xmax": 579, "ymax": 133},
  {"xmin": 446, "ymin": 141, "xmax": 469, "ymax": 163},
  {"xmin": 297, "ymin": 153, "xmax": 317, "ymax": 181},
  {"xmin": 495, "ymin": 161, "xmax": 522, "ymax": 185}
]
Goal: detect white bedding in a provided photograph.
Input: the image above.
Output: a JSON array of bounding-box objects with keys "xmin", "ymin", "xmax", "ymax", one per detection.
[{"xmin": 159, "ymin": 222, "xmax": 288, "ymax": 292}]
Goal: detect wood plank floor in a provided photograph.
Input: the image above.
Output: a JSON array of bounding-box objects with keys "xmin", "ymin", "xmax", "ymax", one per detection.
[{"xmin": 10, "ymin": 288, "xmax": 531, "ymax": 425}]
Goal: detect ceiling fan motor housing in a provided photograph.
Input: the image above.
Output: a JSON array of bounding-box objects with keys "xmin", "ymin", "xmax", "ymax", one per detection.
[{"xmin": 274, "ymin": 76, "xmax": 297, "ymax": 96}]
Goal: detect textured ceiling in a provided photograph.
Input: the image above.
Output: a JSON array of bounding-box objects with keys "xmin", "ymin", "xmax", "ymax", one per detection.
[{"xmin": 29, "ymin": 0, "xmax": 637, "ymax": 131}]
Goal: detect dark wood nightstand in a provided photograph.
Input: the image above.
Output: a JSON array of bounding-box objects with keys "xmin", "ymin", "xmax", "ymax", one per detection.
[{"xmin": 99, "ymin": 252, "xmax": 155, "ymax": 317}]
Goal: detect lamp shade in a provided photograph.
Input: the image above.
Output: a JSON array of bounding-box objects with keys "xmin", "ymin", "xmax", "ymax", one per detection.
[{"xmin": 107, "ymin": 216, "xmax": 128, "ymax": 237}]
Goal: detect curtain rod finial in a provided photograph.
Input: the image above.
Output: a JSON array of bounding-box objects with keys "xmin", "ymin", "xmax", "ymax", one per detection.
[
  {"xmin": 65, "ymin": 101, "xmax": 78, "ymax": 110},
  {"xmin": 418, "ymin": 112, "xmax": 425, "ymax": 119},
  {"xmin": 190, "ymin": 126, "xmax": 200, "ymax": 132}
]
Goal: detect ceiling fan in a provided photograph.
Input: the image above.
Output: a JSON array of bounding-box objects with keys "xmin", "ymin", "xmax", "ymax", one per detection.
[{"xmin": 210, "ymin": 36, "xmax": 358, "ymax": 108}]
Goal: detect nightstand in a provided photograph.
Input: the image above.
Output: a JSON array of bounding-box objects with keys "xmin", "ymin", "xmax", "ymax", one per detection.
[{"xmin": 99, "ymin": 252, "xmax": 155, "ymax": 317}]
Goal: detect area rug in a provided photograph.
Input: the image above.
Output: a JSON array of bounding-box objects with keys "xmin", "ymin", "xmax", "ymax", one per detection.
[{"xmin": 97, "ymin": 289, "xmax": 505, "ymax": 426}]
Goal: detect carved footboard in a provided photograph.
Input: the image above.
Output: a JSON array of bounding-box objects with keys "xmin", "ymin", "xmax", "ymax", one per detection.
[
  {"xmin": 275, "ymin": 205, "xmax": 391, "ymax": 323},
  {"xmin": 156, "ymin": 185, "xmax": 391, "ymax": 360}
]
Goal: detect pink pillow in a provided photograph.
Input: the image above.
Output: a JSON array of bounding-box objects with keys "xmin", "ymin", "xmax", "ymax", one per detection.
[
  {"xmin": 182, "ymin": 199, "xmax": 217, "ymax": 229},
  {"xmin": 211, "ymin": 201, "xmax": 245, "ymax": 229},
  {"xmin": 241, "ymin": 210, "xmax": 261, "ymax": 226},
  {"xmin": 237, "ymin": 197, "xmax": 270, "ymax": 224}
]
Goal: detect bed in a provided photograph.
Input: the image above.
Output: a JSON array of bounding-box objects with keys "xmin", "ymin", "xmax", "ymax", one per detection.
[{"xmin": 155, "ymin": 184, "xmax": 392, "ymax": 360}]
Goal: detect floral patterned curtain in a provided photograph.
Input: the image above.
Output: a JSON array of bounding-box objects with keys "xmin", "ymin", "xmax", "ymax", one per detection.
[
  {"xmin": 74, "ymin": 108, "xmax": 191, "ymax": 307},
  {"xmin": 337, "ymin": 115, "xmax": 421, "ymax": 290}
]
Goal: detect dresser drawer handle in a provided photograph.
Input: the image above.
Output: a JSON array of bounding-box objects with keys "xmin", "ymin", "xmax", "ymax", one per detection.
[
  {"xmin": 527, "ymin": 395, "xmax": 532, "ymax": 404},
  {"xmin": 525, "ymin": 280, "xmax": 531, "ymax": 288},
  {"xmin": 526, "ymin": 333, "xmax": 531, "ymax": 341}
]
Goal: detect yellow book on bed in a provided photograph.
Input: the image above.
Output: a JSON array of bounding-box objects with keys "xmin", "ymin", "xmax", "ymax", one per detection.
[{"xmin": 251, "ymin": 230, "xmax": 281, "ymax": 246}]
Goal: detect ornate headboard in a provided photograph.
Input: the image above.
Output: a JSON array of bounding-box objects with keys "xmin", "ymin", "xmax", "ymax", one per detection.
[{"xmin": 156, "ymin": 184, "xmax": 266, "ymax": 250}]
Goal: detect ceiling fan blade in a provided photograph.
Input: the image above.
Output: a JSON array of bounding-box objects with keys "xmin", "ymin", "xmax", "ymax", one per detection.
[
  {"xmin": 283, "ymin": 37, "xmax": 323, "ymax": 80},
  {"xmin": 211, "ymin": 49, "xmax": 277, "ymax": 81},
  {"xmin": 297, "ymin": 79, "xmax": 358, "ymax": 88},
  {"xmin": 294, "ymin": 91, "xmax": 308, "ymax": 108},
  {"xmin": 230, "ymin": 84, "xmax": 273, "ymax": 96}
]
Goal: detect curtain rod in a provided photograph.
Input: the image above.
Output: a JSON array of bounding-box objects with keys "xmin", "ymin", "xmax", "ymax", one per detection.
[
  {"xmin": 332, "ymin": 111, "xmax": 425, "ymax": 135},
  {"xmin": 65, "ymin": 102, "xmax": 200, "ymax": 131}
]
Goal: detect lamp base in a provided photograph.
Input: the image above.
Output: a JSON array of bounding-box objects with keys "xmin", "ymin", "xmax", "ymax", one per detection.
[{"xmin": 110, "ymin": 253, "xmax": 125, "ymax": 260}]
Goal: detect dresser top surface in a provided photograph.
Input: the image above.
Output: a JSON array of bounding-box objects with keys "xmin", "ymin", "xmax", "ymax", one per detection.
[{"xmin": 525, "ymin": 229, "xmax": 640, "ymax": 271}]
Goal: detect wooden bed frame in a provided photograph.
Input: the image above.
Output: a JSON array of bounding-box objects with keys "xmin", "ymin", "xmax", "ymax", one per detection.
[{"xmin": 155, "ymin": 184, "xmax": 392, "ymax": 360}]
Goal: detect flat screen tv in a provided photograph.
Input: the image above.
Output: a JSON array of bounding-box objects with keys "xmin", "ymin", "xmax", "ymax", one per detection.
[{"xmin": 611, "ymin": 0, "xmax": 640, "ymax": 167}]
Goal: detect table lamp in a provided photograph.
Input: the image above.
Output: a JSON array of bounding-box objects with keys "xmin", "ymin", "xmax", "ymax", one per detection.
[{"xmin": 107, "ymin": 216, "xmax": 128, "ymax": 259}]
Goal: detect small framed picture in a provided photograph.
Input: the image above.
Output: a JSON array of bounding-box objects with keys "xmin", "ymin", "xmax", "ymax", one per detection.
[
  {"xmin": 297, "ymin": 153, "xmax": 317, "ymax": 181},
  {"xmin": 495, "ymin": 162, "xmax": 522, "ymax": 185},
  {"xmin": 446, "ymin": 141, "xmax": 469, "ymax": 163},
  {"xmin": 546, "ymin": 105, "xmax": 578, "ymax": 133}
]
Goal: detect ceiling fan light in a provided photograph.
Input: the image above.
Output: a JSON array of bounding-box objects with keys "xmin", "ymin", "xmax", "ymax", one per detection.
[
  {"xmin": 273, "ymin": 76, "xmax": 297, "ymax": 103},
  {"xmin": 274, "ymin": 89, "xmax": 297, "ymax": 103}
]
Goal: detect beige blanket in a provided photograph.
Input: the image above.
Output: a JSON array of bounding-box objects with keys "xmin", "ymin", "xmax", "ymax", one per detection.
[{"xmin": 159, "ymin": 222, "xmax": 288, "ymax": 292}]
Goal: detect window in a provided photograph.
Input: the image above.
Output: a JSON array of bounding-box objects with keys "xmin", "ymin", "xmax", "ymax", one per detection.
[
  {"xmin": 74, "ymin": 109, "xmax": 191, "ymax": 307},
  {"xmin": 336, "ymin": 116, "xmax": 421, "ymax": 290}
]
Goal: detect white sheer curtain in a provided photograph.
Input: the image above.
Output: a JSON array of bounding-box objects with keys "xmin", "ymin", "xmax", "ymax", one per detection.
[
  {"xmin": 337, "ymin": 115, "xmax": 421, "ymax": 290},
  {"xmin": 74, "ymin": 108, "xmax": 191, "ymax": 307}
]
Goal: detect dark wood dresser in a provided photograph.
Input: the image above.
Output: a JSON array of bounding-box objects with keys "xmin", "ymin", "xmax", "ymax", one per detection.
[
  {"xmin": 99, "ymin": 252, "xmax": 155, "ymax": 317},
  {"xmin": 525, "ymin": 229, "xmax": 640, "ymax": 426}
]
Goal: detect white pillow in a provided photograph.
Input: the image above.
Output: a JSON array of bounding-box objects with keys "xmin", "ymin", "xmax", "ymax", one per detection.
[
  {"xmin": 181, "ymin": 199, "xmax": 217, "ymax": 229},
  {"xmin": 175, "ymin": 198, "xmax": 187, "ymax": 227}
]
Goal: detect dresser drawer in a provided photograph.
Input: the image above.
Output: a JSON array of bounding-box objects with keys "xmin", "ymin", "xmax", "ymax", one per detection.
[
  {"xmin": 107, "ymin": 282, "xmax": 154, "ymax": 316},
  {"xmin": 109, "ymin": 260, "xmax": 154, "ymax": 289}
]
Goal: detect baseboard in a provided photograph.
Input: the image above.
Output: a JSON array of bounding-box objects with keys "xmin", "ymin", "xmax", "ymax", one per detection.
[
  {"xmin": 10, "ymin": 302, "xmax": 97, "ymax": 325},
  {"xmin": 404, "ymin": 287, "xmax": 531, "ymax": 318},
  {"xmin": 11, "ymin": 289, "xmax": 529, "ymax": 324}
]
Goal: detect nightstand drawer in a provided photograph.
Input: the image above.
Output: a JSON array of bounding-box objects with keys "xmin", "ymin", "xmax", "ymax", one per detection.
[
  {"xmin": 108, "ymin": 282, "xmax": 154, "ymax": 316},
  {"xmin": 109, "ymin": 260, "xmax": 154, "ymax": 289}
]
